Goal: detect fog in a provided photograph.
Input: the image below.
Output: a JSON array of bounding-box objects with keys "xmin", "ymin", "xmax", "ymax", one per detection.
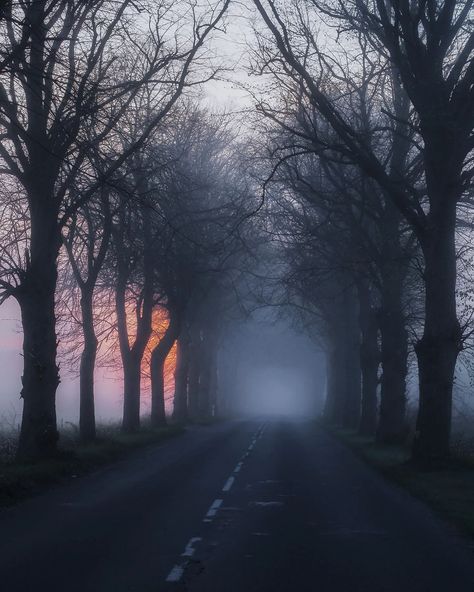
[
  {"xmin": 218, "ymin": 314, "xmax": 325, "ymax": 420},
  {"xmin": 234, "ymin": 365, "xmax": 319, "ymax": 417},
  {"xmin": 0, "ymin": 298, "xmax": 325, "ymax": 428}
]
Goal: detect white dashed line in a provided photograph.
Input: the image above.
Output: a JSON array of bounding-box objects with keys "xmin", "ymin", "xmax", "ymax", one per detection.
[
  {"xmin": 165, "ymin": 424, "xmax": 267, "ymax": 582},
  {"xmin": 222, "ymin": 476, "xmax": 235, "ymax": 492},
  {"xmin": 182, "ymin": 537, "xmax": 202, "ymax": 557},
  {"xmin": 205, "ymin": 498, "xmax": 223, "ymax": 519},
  {"xmin": 166, "ymin": 564, "xmax": 185, "ymax": 583},
  {"xmin": 165, "ymin": 537, "xmax": 202, "ymax": 582}
]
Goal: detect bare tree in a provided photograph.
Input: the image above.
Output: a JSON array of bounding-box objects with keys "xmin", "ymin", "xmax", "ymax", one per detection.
[
  {"xmin": 0, "ymin": 0, "xmax": 229, "ymax": 459},
  {"xmin": 62, "ymin": 189, "xmax": 112, "ymax": 442},
  {"xmin": 252, "ymin": 0, "xmax": 474, "ymax": 461}
]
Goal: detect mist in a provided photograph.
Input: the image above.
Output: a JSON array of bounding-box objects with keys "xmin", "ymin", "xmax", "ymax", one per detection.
[
  {"xmin": 1, "ymin": 1, "xmax": 474, "ymax": 590},
  {"xmin": 218, "ymin": 316, "xmax": 325, "ymax": 419}
]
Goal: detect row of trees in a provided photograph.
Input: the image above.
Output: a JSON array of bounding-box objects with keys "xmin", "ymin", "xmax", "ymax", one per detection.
[
  {"xmin": 2, "ymin": 0, "xmax": 473, "ymax": 467},
  {"xmin": 0, "ymin": 0, "xmax": 254, "ymax": 461},
  {"xmin": 58, "ymin": 106, "xmax": 252, "ymax": 440},
  {"xmin": 251, "ymin": 0, "xmax": 474, "ymax": 463}
]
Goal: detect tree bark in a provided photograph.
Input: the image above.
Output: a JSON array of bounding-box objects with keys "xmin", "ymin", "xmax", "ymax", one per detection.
[
  {"xmin": 413, "ymin": 211, "xmax": 461, "ymax": 462},
  {"xmin": 342, "ymin": 286, "xmax": 362, "ymax": 430},
  {"xmin": 114, "ymin": 204, "xmax": 154, "ymax": 433},
  {"xmin": 16, "ymin": 194, "xmax": 61, "ymax": 461},
  {"xmin": 375, "ymin": 81, "xmax": 410, "ymax": 444},
  {"xmin": 358, "ymin": 281, "xmax": 379, "ymax": 437},
  {"xmin": 324, "ymin": 309, "xmax": 352, "ymax": 427},
  {"xmin": 377, "ymin": 284, "xmax": 408, "ymax": 443},
  {"xmin": 79, "ymin": 290, "xmax": 98, "ymax": 442},
  {"xmin": 16, "ymin": 274, "xmax": 60, "ymax": 462},
  {"xmin": 209, "ymin": 345, "xmax": 219, "ymax": 417},
  {"xmin": 122, "ymin": 352, "xmax": 142, "ymax": 432},
  {"xmin": 187, "ymin": 329, "xmax": 201, "ymax": 421},
  {"xmin": 150, "ymin": 314, "xmax": 180, "ymax": 427},
  {"xmin": 197, "ymin": 329, "xmax": 216, "ymax": 419},
  {"xmin": 377, "ymin": 209, "xmax": 408, "ymax": 444},
  {"xmin": 173, "ymin": 335, "xmax": 189, "ymax": 422},
  {"xmin": 324, "ymin": 343, "xmax": 345, "ymax": 424}
]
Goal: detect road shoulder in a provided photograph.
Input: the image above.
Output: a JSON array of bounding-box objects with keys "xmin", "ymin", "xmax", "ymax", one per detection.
[
  {"xmin": 0, "ymin": 423, "xmax": 184, "ymax": 508},
  {"xmin": 329, "ymin": 426, "xmax": 474, "ymax": 540}
]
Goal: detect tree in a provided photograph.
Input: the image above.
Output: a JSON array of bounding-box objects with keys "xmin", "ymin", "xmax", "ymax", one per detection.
[
  {"xmin": 0, "ymin": 0, "xmax": 229, "ymax": 459},
  {"xmin": 252, "ymin": 0, "xmax": 474, "ymax": 461},
  {"xmin": 62, "ymin": 189, "xmax": 112, "ymax": 442}
]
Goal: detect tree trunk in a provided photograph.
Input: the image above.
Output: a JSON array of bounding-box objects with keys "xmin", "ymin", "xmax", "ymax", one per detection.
[
  {"xmin": 115, "ymin": 277, "xmax": 141, "ymax": 433},
  {"xmin": 188, "ymin": 352, "xmax": 201, "ymax": 420},
  {"xmin": 187, "ymin": 332, "xmax": 201, "ymax": 421},
  {"xmin": 342, "ymin": 286, "xmax": 361, "ymax": 430},
  {"xmin": 209, "ymin": 346, "xmax": 219, "ymax": 417},
  {"xmin": 377, "ymin": 269, "xmax": 408, "ymax": 444},
  {"xmin": 16, "ymin": 279, "xmax": 60, "ymax": 462},
  {"xmin": 122, "ymin": 352, "xmax": 141, "ymax": 432},
  {"xmin": 79, "ymin": 290, "xmax": 97, "ymax": 442},
  {"xmin": 115, "ymin": 224, "xmax": 153, "ymax": 432},
  {"xmin": 150, "ymin": 315, "xmax": 180, "ymax": 428},
  {"xmin": 324, "ymin": 341, "xmax": 345, "ymax": 424},
  {"xmin": 173, "ymin": 335, "xmax": 189, "ymax": 422},
  {"xmin": 413, "ymin": 213, "xmax": 461, "ymax": 462},
  {"xmin": 358, "ymin": 281, "xmax": 379, "ymax": 437},
  {"xmin": 374, "ymin": 200, "xmax": 408, "ymax": 443},
  {"xmin": 16, "ymin": 201, "xmax": 61, "ymax": 462},
  {"xmin": 197, "ymin": 329, "xmax": 216, "ymax": 419}
]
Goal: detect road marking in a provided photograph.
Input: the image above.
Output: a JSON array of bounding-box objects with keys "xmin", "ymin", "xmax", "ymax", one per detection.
[
  {"xmin": 164, "ymin": 425, "xmax": 267, "ymax": 582},
  {"xmin": 165, "ymin": 537, "xmax": 202, "ymax": 582},
  {"xmin": 250, "ymin": 501, "xmax": 284, "ymax": 508},
  {"xmin": 182, "ymin": 536, "xmax": 202, "ymax": 557},
  {"xmin": 222, "ymin": 476, "xmax": 235, "ymax": 492},
  {"xmin": 166, "ymin": 564, "xmax": 185, "ymax": 583},
  {"xmin": 205, "ymin": 498, "xmax": 223, "ymax": 520}
]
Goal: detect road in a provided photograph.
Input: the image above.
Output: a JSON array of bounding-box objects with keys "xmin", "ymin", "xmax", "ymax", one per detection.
[{"xmin": 1, "ymin": 419, "xmax": 474, "ymax": 591}]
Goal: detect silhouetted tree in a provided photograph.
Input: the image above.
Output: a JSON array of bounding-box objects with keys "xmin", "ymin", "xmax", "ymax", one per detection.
[
  {"xmin": 0, "ymin": 0, "xmax": 229, "ymax": 459},
  {"xmin": 252, "ymin": 0, "xmax": 474, "ymax": 460}
]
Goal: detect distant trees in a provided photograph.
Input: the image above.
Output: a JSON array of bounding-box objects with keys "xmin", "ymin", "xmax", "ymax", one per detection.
[
  {"xmin": 1, "ymin": 0, "xmax": 472, "ymax": 468},
  {"xmin": 56, "ymin": 105, "xmax": 252, "ymax": 442},
  {"xmin": 47, "ymin": 103, "xmax": 253, "ymax": 454},
  {"xmin": 0, "ymin": 0, "xmax": 229, "ymax": 460},
  {"xmin": 252, "ymin": 0, "xmax": 474, "ymax": 463}
]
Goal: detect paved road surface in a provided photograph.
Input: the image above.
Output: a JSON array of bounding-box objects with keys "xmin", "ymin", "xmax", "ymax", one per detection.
[{"xmin": 1, "ymin": 419, "xmax": 474, "ymax": 591}]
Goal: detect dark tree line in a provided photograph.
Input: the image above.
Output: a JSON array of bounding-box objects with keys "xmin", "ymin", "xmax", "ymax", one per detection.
[
  {"xmin": 0, "ymin": 0, "xmax": 233, "ymax": 460},
  {"xmin": 0, "ymin": 0, "xmax": 473, "ymax": 468},
  {"xmin": 251, "ymin": 0, "xmax": 474, "ymax": 463}
]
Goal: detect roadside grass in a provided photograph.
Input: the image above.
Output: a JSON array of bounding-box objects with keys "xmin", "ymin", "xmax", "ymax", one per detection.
[
  {"xmin": 330, "ymin": 428, "xmax": 474, "ymax": 539},
  {"xmin": 0, "ymin": 422, "xmax": 183, "ymax": 507}
]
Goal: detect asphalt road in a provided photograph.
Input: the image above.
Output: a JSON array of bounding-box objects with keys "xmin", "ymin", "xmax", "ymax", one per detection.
[{"xmin": 1, "ymin": 419, "xmax": 474, "ymax": 591}]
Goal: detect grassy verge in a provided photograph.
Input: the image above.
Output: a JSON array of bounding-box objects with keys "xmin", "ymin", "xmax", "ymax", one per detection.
[
  {"xmin": 0, "ymin": 423, "xmax": 184, "ymax": 508},
  {"xmin": 330, "ymin": 428, "xmax": 474, "ymax": 538}
]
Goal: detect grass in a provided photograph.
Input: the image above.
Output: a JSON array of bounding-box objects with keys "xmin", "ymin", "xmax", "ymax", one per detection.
[
  {"xmin": 330, "ymin": 427, "xmax": 474, "ymax": 539},
  {"xmin": 0, "ymin": 422, "xmax": 184, "ymax": 508}
]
